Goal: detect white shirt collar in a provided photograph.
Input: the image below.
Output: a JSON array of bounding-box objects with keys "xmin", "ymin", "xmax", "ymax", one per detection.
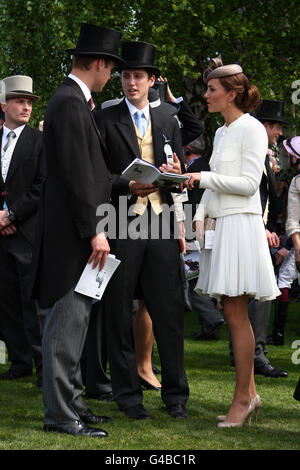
[
  {"xmin": 68, "ymin": 73, "xmax": 91, "ymax": 102},
  {"xmin": 2, "ymin": 123, "xmax": 25, "ymax": 142},
  {"xmin": 125, "ymin": 97, "xmax": 150, "ymax": 123}
]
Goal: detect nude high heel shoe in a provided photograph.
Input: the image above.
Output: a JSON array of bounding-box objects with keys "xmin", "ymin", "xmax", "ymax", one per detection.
[
  {"xmin": 217, "ymin": 400, "xmax": 255, "ymax": 428},
  {"xmin": 217, "ymin": 394, "xmax": 262, "ymax": 423}
]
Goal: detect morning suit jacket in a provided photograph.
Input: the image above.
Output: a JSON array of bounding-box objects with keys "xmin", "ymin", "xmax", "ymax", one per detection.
[
  {"xmin": 175, "ymin": 100, "xmax": 204, "ymax": 147},
  {"xmin": 94, "ymin": 98, "xmax": 184, "ymax": 212},
  {"xmin": 260, "ymin": 156, "xmax": 278, "ymax": 233},
  {"xmin": 30, "ymin": 78, "xmax": 112, "ymax": 308},
  {"xmin": 0, "ymin": 125, "xmax": 43, "ymax": 245}
]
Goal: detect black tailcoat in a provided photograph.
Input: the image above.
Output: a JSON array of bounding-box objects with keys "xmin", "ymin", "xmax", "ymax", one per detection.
[
  {"xmin": 30, "ymin": 78, "xmax": 112, "ymax": 308},
  {"xmin": 94, "ymin": 99, "xmax": 189, "ymax": 410}
]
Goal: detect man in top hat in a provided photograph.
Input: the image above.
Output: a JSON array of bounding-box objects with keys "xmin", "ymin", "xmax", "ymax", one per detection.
[
  {"xmin": 29, "ymin": 23, "xmax": 123, "ymax": 437},
  {"xmin": 237, "ymin": 99, "xmax": 288, "ymax": 378},
  {"xmin": 0, "ymin": 75, "xmax": 43, "ymax": 386},
  {"xmin": 94, "ymin": 41, "xmax": 189, "ymax": 420}
]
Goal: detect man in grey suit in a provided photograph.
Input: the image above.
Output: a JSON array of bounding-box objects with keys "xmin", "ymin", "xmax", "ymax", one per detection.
[{"xmin": 29, "ymin": 23, "xmax": 123, "ymax": 437}]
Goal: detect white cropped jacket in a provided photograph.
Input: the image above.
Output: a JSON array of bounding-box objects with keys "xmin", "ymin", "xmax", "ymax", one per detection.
[{"xmin": 193, "ymin": 113, "xmax": 268, "ymax": 222}]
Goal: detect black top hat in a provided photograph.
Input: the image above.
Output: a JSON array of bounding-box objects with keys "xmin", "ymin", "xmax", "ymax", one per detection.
[
  {"xmin": 118, "ymin": 41, "xmax": 161, "ymax": 78},
  {"xmin": 65, "ymin": 23, "xmax": 123, "ymax": 67},
  {"xmin": 253, "ymin": 100, "xmax": 288, "ymax": 125}
]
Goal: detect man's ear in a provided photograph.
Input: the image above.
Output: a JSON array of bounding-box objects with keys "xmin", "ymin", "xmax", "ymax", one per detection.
[{"xmin": 149, "ymin": 74, "xmax": 156, "ymax": 87}]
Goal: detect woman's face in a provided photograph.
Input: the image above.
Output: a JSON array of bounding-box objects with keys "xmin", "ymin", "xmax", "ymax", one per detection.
[{"xmin": 204, "ymin": 78, "xmax": 233, "ymax": 113}]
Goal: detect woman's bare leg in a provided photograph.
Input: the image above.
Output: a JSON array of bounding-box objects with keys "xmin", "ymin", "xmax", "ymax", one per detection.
[
  {"xmin": 223, "ymin": 294, "xmax": 257, "ymax": 423},
  {"xmin": 133, "ymin": 300, "xmax": 161, "ymax": 388}
]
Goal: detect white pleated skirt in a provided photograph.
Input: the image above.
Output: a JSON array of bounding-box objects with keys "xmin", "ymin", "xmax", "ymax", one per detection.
[{"xmin": 195, "ymin": 213, "xmax": 281, "ymax": 302}]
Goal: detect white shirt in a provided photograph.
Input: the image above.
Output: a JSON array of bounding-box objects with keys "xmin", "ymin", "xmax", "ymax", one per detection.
[
  {"xmin": 1, "ymin": 124, "xmax": 25, "ymax": 182},
  {"xmin": 68, "ymin": 73, "xmax": 91, "ymax": 103},
  {"xmin": 125, "ymin": 97, "xmax": 150, "ymax": 129}
]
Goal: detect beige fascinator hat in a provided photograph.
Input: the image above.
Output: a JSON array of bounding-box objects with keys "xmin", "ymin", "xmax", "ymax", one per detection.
[{"xmin": 203, "ymin": 55, "xmax": 243, "ymax": 84}]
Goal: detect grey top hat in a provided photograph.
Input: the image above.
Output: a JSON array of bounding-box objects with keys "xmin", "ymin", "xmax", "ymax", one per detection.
[{"xmin": 2, "ymin": 75, "xmax": 40, "ymax": 102}]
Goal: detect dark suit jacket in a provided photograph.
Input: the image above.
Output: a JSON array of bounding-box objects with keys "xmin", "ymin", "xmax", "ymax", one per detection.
[
  {"xmin": 186, "ymin": 155, "xmax": 210, "ymax": 218},
  {"xmin": 94, "ymin": 98, "xmax": 183, "ymax": 211},
  {"xmin": 176, "ymin": 100, "xmax": 204, "ymax": 147},
  {"xmin": 260, "ymin": 156, "xmax": 278, "ymax": 233},
  {"xmin": 30, "ymin": 78, "xmax": 112, "ymax": 308},
  {"xmin": 0, "ymin": 125, "xmax": 43, "ymax": 245}
]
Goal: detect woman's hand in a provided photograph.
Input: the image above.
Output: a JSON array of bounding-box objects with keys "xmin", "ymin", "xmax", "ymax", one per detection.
[{"xmin": 184, "ymin": 172, "xmax": 201, "ymax": 190}]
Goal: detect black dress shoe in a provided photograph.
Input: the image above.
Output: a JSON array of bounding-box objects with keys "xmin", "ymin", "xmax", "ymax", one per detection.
[
  {"xmin": 167, "ymin": 404, "xmax": 188, "ymax": 419},
  {"xmin": 124, "ymin": 404, "xmax": 153, "ymax": 420},
  {"xmin": 0, "ymin": 369, "xmax": 33, "ymax": 380},
  {"xmin": 85, "ymin": 391, "xmax": 114, "ymax": 402},
  {"xmin": 266, "ymin": 332, "xmax": 284, "ymax": 345},
  {"xmin": 193, "ymin": 319, "xmax": 224, "ymax": 341},
  {"xmin": 79, "ymin": 408, "xmax": 112, "ymax": 424},
  {"xmin": 254, "ymin": 363, "xmax": 288, "ymax": 378},
  {"xmin": 43, "ymin": 420, "xmax": 108, "ymax": 437},
  {"xmin": 152, "ymin": 366, "xmax": 161, "ymax": 375},
  {"xmin": 138, "ymin": 375, "xmax": 161, "ymax": 391},
  {"xmin": 293, "ymin": 378, "xmax": 300, "ymax": 401}
]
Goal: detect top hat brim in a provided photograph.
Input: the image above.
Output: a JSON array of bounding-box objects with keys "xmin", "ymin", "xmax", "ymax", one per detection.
[
  {"xmin": 255, "ymin": 116, "xmax": 289, "ymax": 125},
  {"xmin": 117, "ymin": 64, "xmax": 161, "ymax": 78},
  {"xmin": 66, "ymin": 49, "xmax": 124, "ymax": 67},
  {"xmin": 6, "ymin": 91, "xmax": 40, "ymax": 103}
]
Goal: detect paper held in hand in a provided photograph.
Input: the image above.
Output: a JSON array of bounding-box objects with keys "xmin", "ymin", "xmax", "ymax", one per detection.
[
  {"xmin": 121, "ymin": 158, "xmax": 189, "ymax": 186},
  {"xmin": 74, "ymin": 254, "xmax": 121, "ymax": 301}
]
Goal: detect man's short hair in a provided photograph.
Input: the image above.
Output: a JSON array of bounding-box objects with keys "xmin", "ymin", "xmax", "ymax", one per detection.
[{"xmin": 72, "ymin": 55, "xmax": 110, "ymax": 70}]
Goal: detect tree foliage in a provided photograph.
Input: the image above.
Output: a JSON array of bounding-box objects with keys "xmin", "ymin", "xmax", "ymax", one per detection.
[{"xmin": 1, "ymin": 0, "xmax": 299, "ymax": 145}]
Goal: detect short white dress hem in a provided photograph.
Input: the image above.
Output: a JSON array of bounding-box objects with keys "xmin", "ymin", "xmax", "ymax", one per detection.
[{"xmin": 194, "ymin": 213, "xmax": 281, "ymax": 303}]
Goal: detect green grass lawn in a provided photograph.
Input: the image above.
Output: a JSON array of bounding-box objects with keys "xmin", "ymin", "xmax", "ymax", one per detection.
[{"xmin": 0, "ymin": 301, "xmax": 300, "ymax": 451}]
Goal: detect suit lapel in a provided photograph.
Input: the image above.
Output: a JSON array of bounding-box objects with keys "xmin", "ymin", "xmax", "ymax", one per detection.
[
  {"xmin": 5, "ymin": 125, "xmax": 29, "ymax": 183},
  {"xmin": 0, "ymin": 128, "xmax": 4, "ymax": 186},
  {"xmin": 265, "ymin": 156, "xmax": 277, "ymax": 198},
  {"xmin": 115, "ymin": 100, "xmax": 141, "ymax": 158},
  {"xmin": 150, "ymin": 106, "xmax": 167, "ymax": 167}
]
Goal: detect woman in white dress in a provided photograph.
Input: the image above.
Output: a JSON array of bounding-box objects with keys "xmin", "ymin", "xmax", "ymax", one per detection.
[{"xmin": 185, "ymin": 56, "xmax": 280, "ymax": 428}]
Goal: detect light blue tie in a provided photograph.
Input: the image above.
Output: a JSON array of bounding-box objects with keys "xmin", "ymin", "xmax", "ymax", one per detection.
[{"xmin": 134, "ymin": 111, "xmax": 146, "ymax": 138}]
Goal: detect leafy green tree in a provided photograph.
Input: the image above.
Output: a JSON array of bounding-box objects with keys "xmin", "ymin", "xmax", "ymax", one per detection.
[{"xmin": 1, "ymin": 0, "xmax": 299, "ymax": 146}]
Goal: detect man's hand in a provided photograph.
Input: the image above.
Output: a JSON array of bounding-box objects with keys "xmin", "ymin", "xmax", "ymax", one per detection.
[
  {"xmin": 0, "ymin": 223, "xmax": 17, "ymax": 237},
  {"xmin": 159, "ymin": 153, "xmax": 182, "ymax": 174},
  {"xmin": 129, "ymin": 181, "xmax": 158, "ymax": 197},
  {"xmin": 89, "ymin": 232, "xmax": 110, "ymax": 270},
  {"xmin": 265, "ymin": 229, "xmax": 280, "ymax": 248},
  {"xmin": 275, "ymin": 247, "xmax": 290, "ymax": 265},
  {"xmin": 0, "ymin": 210, "xmax": 10, "ymax": 229}
]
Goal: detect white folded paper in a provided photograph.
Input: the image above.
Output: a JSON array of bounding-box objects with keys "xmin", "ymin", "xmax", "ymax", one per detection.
[{"xmin": 75, "ymin": 254, "xmax": 121, "ymax": 301}]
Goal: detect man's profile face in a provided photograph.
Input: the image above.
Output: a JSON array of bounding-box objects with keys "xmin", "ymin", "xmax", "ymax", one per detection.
[
  {"xmin": 1, "ymin": 98, "xmax": 33, "ymax": 128},
  {"xmin": 94, "ymin": 59, "xmax": 115, "ymax": 92},
  {"xmin": 264, "ymin": 122, "xmax": 283, "ymax": 145},
  {"xmin": 121, "ymin": 69, "xmax": 155, "ymax": 107}
]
